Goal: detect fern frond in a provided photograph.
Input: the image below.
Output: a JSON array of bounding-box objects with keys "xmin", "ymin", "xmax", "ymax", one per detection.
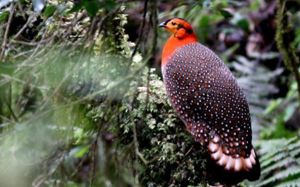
[
  {"xmin": 252, "ymin": 136, "xmax": 300, "ymax": 187},
  {"xmin": 261, "ymin": 157, "xmax": 295, "ymax": 175},
  {"xmin": 275, "ymin": 178, "xmax": 300, "ymax": 187}
]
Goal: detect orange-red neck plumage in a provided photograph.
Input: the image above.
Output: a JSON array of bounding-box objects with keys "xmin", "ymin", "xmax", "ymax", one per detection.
[{"xmin": 161, "ymin": 33, "xmax": 197, "ymax": 68}]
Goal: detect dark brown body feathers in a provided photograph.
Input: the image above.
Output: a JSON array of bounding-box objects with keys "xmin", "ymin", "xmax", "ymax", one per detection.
[{"xmin": 163, "ymin": 43, "xmax": 260, "ymax": 184}]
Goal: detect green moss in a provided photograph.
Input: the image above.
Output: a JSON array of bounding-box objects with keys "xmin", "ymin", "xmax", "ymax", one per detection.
[
  {"xmin": 275, "ymin": 0, "xmax": 300, "ymax": 102},
  {"xmin": 119, "ymin": 71, "xmax": 207, "ymax": 186}
]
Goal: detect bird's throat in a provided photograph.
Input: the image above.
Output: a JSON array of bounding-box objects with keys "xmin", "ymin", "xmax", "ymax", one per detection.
[{"xmin": 161, "ymin": 34, "xmax": 197, "ymax": 68}]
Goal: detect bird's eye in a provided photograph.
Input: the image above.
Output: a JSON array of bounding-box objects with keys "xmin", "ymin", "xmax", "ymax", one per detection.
[{"xmin": 171, "ymin": 22, "xmax": 176, "ymax": 26}]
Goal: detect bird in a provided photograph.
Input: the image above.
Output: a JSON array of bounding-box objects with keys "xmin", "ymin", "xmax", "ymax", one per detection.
[{"xmin": 159, "ymin": 18, "xmax": 260, "ymax": 185}]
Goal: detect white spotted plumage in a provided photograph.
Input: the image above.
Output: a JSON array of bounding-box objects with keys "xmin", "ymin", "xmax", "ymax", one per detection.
[{"xmin": 163, "ymin": 43, "xmax": 257, "ymax": 172}]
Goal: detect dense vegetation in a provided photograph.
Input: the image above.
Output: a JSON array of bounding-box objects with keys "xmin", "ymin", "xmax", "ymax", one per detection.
[{"xmin": 0, "ymin": 0, "xmax": 300, "ymax": 186}]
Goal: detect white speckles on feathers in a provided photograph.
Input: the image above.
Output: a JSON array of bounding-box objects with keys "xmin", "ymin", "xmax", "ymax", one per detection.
[{"xmin": 163, "ymin": 43, "xmax": 253, "ymax": 159}]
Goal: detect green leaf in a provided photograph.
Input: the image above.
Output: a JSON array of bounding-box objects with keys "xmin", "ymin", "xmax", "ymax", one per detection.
[
  {"xmin": 293, "ymin": 28, "xmax": 300, "ymax": 50},
  {"xmin": 43, "ymin": 5, "xmax": 56, "ymax": 17},
  {"xmin": 261, "ymin": 121, "xmax": 296, "ymax": 139},
  {"xmin": 69, "ymin": 1, "xmax": 84, "ymax": 14},
  {"xmin": 264, "ymin": 99, "xmax": 282, "ymax": 114},
  {"xmin": 220, "ymin": 8, "xmax": 233, "ymax": 19},
  {"xmin": 199, "ymin": 15, "xmax": 209, "ymax": 28},
  {"xmin": 75, "ymin": 146, "xmax": 89, "ymax": 158},
  {"xmin": 250, "ymin": 0, "xmax": 260, "ymax": 11},
  {"xmin": 83, "ymin": 0, "xmax": 99, "ymax": 17},
  {"xmin": 0, "ymin": 11, "xmax": 9, "ymax": 23},
  {"xmin": 276, "ymin": 178, "xmax": 300, "ymax": 187},
  {"xmin": 262, "ymin": 157, "xmax": 295, "ymax": 175},
  {"xmin": 284, "ymin": 104, "xmax": 297, "ymax": 122},
  {"xmin": 255, "ymin": 138, "xmax": 300, "ymax": 187},
  {"xmin": 0, "ymin": 62, "xmax": 16, "ymax": 75},
  {"xmin": 100, "ymin": 0, "xmax": 116, "ymax": 11},
  {"xmin": 198, "ymin": 15, "xmax": 210, "ymax": 41},
  {"xmin": 236, "ymin": 18, "xmax": 249, "ymax": 32}
]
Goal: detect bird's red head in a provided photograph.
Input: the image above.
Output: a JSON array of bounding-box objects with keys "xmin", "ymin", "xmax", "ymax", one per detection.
[
  {"xmin": 159, "ymin": 18, "xmax": 195, "ymax": 39},
  {"xmin": 160, "ymin": 18, "xmax": 197, "ymax": 67}
]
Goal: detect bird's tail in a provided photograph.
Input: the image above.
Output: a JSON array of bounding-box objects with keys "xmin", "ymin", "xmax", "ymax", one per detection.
[
  {"xmin": 185, "ymin": 123, "xmax": 260, "ymax": 184},
  {"xmin": 206, "ymin": 136, "xmax": 260, "ymax": 185}
]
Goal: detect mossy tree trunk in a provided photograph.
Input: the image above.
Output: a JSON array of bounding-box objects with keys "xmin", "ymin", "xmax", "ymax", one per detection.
[{"xmin": 275, "ymin": 0, "xmax": 300, "ymax": 103}]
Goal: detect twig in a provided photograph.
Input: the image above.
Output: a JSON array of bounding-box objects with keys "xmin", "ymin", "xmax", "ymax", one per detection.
[
  {"xmin": 32, "ymin": 150, "xmax": 66, "ymax": 187},
  {"xmin": 28, "ymin": 30, "xmax": 49, "ymax": 59},
  {"xmin": 13, "ymin": 48, "xmax": 35, "ymax": 58},
  {"xmin": 95, "ymin": 7, "xmax": 121, "ymax": 38},
  {"xmin": 90, "ymin": 137, "xmax": 97, "ymax": 187},
  {"xmin": 12, "ymin": 14, "xmax": 36, "ymax": 40},
  {"xmin": 11, "ymin": 39, "xmax": 52, "ymax": 46},
  {"xmin": 133, "ymin": 122, "xmax": 149, "ymax": 165},
  {"xmin": 4, "ymin": 76, "xmax": 19, "ymax": 122},
  {"xmin": 130, "ymin": 0, "xmax": 149, "ymax": 61},
  {"xmin": 149, "ymin": 0, "xmax": 158, "ymax": 63},
  {"xmin": 0, "ymin": 3, "xmax": 16, "ymax": 60},
  {"xmin": 20, "ymin": 58, "xmax": 148, "ymax": 143},
  {"xmin": 184, "ymin": 146, "xmax": 194, "ymax": 156},
  {"xmin": 16, "ymin": 1, "xmax": 26, "ymax": 19},
  {"xmin": 85, "ymin": 16, "xmax": 97, "ymax": 42},
  {"xmin": 62, "ymin": 12, "xmax": 80, "ymax": 39},
  {"xmin": 89, "ymin": 112, "xmax": 112, "ymax": 186},
  {"xmin": 4, "ymin": 99, "xmax": 18, "ymax": 122},
  {"xmin": 131, "ymin": 0, "xmax": 159, "ymax": 166}
]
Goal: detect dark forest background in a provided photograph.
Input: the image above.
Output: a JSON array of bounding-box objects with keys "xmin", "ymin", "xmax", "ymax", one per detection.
[{"xmin": 0, "ymin": 0, "xmax": 300, "ymax": 186}]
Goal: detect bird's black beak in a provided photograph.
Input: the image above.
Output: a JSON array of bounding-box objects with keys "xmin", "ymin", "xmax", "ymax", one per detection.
[{"xmin": 159, "ymin": 21, "xmax": 167, "ymax": 28}]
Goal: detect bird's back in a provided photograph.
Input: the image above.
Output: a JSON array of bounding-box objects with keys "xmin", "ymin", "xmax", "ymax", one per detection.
[{"xmin": 163, "ymin": 43, "xmax": 260, "ymax": 184}]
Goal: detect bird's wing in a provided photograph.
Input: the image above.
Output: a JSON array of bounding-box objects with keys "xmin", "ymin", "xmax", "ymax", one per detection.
[{"xmin": 163, "ymin": 43, "xmax": 260, "ymax": 179}]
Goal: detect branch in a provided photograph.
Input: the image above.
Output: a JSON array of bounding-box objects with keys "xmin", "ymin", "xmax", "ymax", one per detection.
[
  {"xmin": 0, "ymin": 3, "xmax": 16, "ymax": 61},
  {"xmin": 132, "ymin": 0, "xmax": 159, "ymax": 166},
  {"xmin": 133, "ymin": 121, "xmax": 149, "ymax": 165},
  {"xmin": 12, "ymin": 13, "xmax": 37, "ymax": 40},
  {"xmin": 130, "ymin": 0, "xmax": 149, "ymax": 61}
]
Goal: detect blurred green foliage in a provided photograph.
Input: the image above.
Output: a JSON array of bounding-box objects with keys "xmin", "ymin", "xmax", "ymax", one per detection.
[{"xmin": 0, "ymin": 0, "xmax": 300, "ymax": 187}]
